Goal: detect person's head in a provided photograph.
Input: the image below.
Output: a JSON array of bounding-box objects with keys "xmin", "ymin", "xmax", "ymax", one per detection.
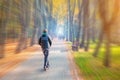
[{"xmin": 43, "ymin": 29, "xmax": 47, "ymax": 33}]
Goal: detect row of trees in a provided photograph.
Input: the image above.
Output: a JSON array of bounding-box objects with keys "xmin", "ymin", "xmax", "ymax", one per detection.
[
  {"xmin": 0, "ymin": 0, "xmax": 120, "ymax": 67},
  {"xmin": 66, "ymin": 0, "xmax": 120, "ymax": 67},
  {"xmin": 0, "ymin": 0, "xmax": 57, "ymax": 58}
]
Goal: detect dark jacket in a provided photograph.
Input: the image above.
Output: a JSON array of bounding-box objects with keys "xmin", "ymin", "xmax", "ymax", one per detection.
[{"xmin": 39, "ymin": 33, "xmax": 52, "ymax": 49}]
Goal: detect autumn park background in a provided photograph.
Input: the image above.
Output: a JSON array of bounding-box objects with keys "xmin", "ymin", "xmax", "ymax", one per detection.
[{"xmin": 0, "ymin": 0, "xmax": 120, "ymax": 80}]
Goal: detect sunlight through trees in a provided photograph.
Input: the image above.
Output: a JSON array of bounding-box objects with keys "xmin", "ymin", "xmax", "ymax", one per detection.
[{"xmin": 0, "ymin": 0, "xmax": 120, "ymax": 67}]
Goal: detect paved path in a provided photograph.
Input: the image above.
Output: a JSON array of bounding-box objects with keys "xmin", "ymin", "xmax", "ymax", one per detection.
[{"xmin": 0, "ymin": 41, "xmax": 76, "ymax": 80}]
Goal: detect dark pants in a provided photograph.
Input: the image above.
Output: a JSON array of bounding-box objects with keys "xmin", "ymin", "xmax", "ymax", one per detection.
[{"xmin": 43, "ymin": 49, "xmax": 49, "ymax": 68}]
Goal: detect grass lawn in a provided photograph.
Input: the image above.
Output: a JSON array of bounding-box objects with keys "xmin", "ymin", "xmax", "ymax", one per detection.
[{"xmin": 73, "ymin": 44, "xmax": 120, "ymax": 80}]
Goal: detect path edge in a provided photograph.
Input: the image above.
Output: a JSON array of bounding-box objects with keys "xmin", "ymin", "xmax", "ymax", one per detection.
[{"xmin": 65, "ymin": 42, "xmax": 84, "ymax": 80}]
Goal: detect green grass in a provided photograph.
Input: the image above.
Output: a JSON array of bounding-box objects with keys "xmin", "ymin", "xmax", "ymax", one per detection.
[{"xmin": 73, "ymin": 44, "xmax": 120, "ymax": 80}]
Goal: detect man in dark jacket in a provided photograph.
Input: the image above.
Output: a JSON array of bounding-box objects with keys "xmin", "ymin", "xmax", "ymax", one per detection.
[{"xmin": 39, "ymin": 29, "xmax": 52, "ymax": 70}]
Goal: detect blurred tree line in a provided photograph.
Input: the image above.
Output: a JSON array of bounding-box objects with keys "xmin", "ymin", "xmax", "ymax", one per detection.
[
  {"xmin": 66, "ymin": 0, "xmax": 120, "ymax": 67},
  {"xmin": 0, "ymin": 0, "xmax": 56, "ymax": 58},
  {"xmin": 0, "ymin": 0, "xmax": 120, "ymax": 67}
]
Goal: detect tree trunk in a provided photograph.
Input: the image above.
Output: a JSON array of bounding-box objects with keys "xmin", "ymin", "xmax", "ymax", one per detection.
[
  {"xmin": 93, "ymin": 29, "xmax": 104, "ymax": 57},
  {"xmin": 104, "ymin": 24, "xmax": 111, "ymax": 67},
  {"xmin": 16, "ymin": 0, "xmax": 31, "ymax": 53},
  {"xmin": 85, "ymin": 27, "xmax": 90, "ymax": 51},
  {"xmin": 68, "ymin": 0, "xmax": 76, "ymax": 42},
  {"xmin": 92, "ymin": 27, "xmax": 96, "ymax": 43},
  {"xmin": 30, "ymin": 0, "xmax": 39, "ymax": 46},
  {"xmin": 104, "ymin": 33, "xmax": 111, "ymax": 67},
  {"xmin": 68, "ymin": 0, "xmax": 71, "ymax": 42},
  {"xmin": 0, "ymin": 1, "xmax": 10, "ymax": 58},
  {"xmin": 91, "ymin": 9, "xmax": 96, "ymax": 43},
  {"xmin": 76, "ymin": 3, "xmax": 82, "ymax": 44},
  {"xmin": 80, "ymin": 0, "xmax": 89, "ymax": 48},
  {"xmin": 0, "ymin": 20, "xmax": 5, "ymax": 58},
  {"xmin": 80, "ymin": 26, "xmax": 85, "ymax": 48}
]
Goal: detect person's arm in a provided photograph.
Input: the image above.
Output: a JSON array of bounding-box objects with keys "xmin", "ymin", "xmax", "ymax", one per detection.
[
  {"xmin": 38, "ymin": 37, "xmax": 41, "ymax": 45},
  {"xmin": 48, "ymin": 37, "xmax": 52, "ymax": 46}
]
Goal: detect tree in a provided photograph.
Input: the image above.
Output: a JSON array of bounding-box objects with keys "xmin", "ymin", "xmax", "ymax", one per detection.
[
  {"xmin": 0, "ymin": 0, "xmax": 10, "ymax": 58},
  {"xmin": 67, "ymin": 0, "xmax": 76, "ymax": 42},
  {"xmin": 76, "ymin": 0, "xmax": 83, "ymax": 45},
  {"xmin": 16, "ymin": 0, "xmax": 32, "ymax": 53},
  {"xmin": 79, "ymin": 0, "xmax": 90, "ymax": 51},
  {"xmin": 93, "ymin": 0, "xmax": 119, "ymax": 67},
  {"xmin": 30, "ymin": 0, "xmax": 40, "ymax": 46}
]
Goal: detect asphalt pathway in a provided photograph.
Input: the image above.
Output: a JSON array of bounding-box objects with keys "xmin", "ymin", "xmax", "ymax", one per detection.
[{"xmin": 1, "ymin": 41, "xmax": 75, "ymax": 80}]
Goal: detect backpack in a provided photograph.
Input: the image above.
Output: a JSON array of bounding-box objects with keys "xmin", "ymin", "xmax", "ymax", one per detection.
[{"xmin": 40, "ymin": 35, "xmax": 49, "ymax": 49}]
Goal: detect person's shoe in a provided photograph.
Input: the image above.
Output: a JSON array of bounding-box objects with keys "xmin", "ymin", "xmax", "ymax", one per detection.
[
  {"xmin": 44, "ymin": 66, "xmax": 46, "ymax": 71},
  {"xmin": 46, "ymin": 66, "xmax": 49, "ymax": 69},
  {"xmin": 44, "ymin": 68, "xmax": 46, "ymax": 71},
  {"xmin": 46, "ymin": 64, "xmax": 50, "ymax": 69}
]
